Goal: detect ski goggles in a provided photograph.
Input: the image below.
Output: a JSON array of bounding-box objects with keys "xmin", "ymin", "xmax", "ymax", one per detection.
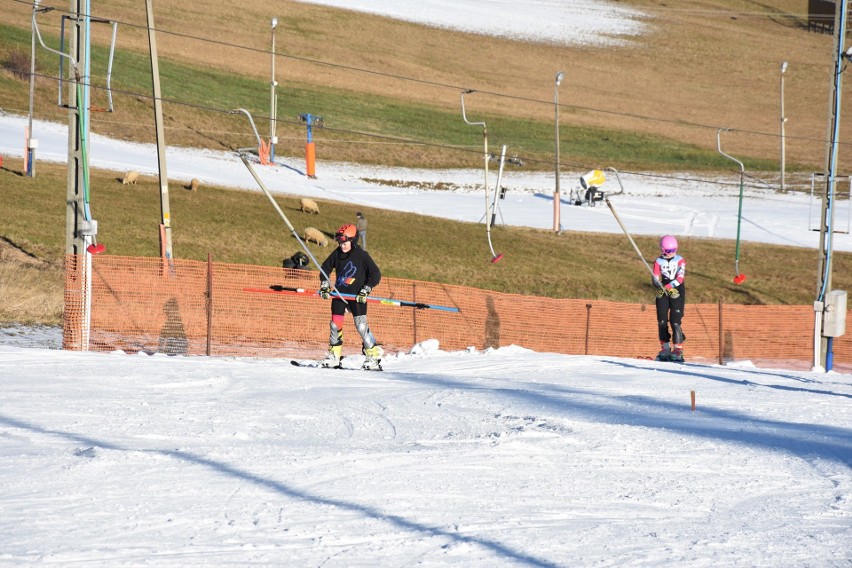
[{"xmin": 662, "ymin": 248, "xmax": 677, "ymax": 254}]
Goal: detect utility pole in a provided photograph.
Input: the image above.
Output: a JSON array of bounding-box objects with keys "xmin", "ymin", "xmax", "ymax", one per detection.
[
  {"xmin": 145, "ymin": 0, "xmax": 173, "ymax": 261},
  {"xmin": 780, "ymin": 61, "xmax": 788, "ymax": 191},
  {"xmin": 65, "ymin": 0, "xmax": 86, "ymax": 257},
  {"xmin": 814, "ymin": 0, "xmax": 849, "ymax": 370},
  {"xmin": 27, "ymin": 0, "xmax": 42, "ymax": 177},
  {"xmin": 554, "ymin": 71, "xmax": 564, "ymax": 233},
  {"xmin": 62, "ymin": 0, "xmax": 88, "ymax": 351}
]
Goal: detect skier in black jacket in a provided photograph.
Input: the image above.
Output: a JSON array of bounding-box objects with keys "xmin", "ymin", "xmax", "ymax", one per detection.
[{"xmin": 319, "ymin": 224, "xmax": 383, "ymax": 369}]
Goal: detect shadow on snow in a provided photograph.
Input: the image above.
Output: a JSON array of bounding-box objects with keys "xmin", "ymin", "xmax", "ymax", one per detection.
[{"xmin": 0, "ymin": 413, "xmax": 560, "ymax": 568}]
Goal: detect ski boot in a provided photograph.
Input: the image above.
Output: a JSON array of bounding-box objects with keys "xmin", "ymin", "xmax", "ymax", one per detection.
[
  {"xmin": 670, "ymin": 345, "xmax": 684, "ymax": 363},
  {"xmin": 362, "ymin": 345, "xmax": 384, "ymax": 371},
  {"xmin": 655, "ymin": 342, "xmax": 671, "ymax": 362},
  {"xmin": 321, "ymin": 345, "xmax": 343, "ymax": 368}
]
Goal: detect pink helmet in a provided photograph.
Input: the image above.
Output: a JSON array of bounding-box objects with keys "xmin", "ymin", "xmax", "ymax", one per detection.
[{"xmin": 660, "ymin": 235, "xmax": 678, "ymax": 254}]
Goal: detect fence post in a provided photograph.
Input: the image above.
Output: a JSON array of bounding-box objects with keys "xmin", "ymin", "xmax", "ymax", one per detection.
[
  {"xmin": 584, "ymin": 303, "xmax": 592, "ymax": 355},
  {"xmin": 718, "ymin": 299, "xmax": 724, "ymax": 365},
  {"xmin": 412, "ymin": 282, "xmax": 418, "ymax": 347},
  {"xmin": 207, "ymin": 253, "xmax": 213, "ymax": 356}
]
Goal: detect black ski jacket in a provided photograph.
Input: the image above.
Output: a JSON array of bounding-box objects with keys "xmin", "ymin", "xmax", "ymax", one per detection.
[{"xmin": 320, "ymin": 244, "xmax": 381, "ymax": 295}]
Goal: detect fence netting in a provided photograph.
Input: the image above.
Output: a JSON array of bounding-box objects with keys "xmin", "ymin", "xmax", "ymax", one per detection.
[{"xmin": 63, "ymin": 255, "xmax": 851, "ymax": 371}]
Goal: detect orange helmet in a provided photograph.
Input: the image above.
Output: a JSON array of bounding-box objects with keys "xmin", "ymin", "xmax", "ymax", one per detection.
[{"xmin": 335, "ymin": 224, "xmax": 357, "ymax": 244}]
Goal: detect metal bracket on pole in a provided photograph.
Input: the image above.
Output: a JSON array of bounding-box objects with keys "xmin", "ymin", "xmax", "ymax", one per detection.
[
  {"xmin": 490, "ymin": 145, "xmax": 507, "ymax": 227},
  {"xmin": 34, "ymin": 7, "xmax": 75, "ymax": 78},
  {"xmin": 54, "ymin": 14, "xmax": 117, "ymax": 111},
  {"xmin": 103, "ymin": 21, "xmax": 118, "ymax": 112},
  {"xmin": 603, "ymin": 167, "xmax": 626, "ymax": 197},
  {"xmin": 461, "ymin": 90, "xmax": 502, "ymax": 262},
  {"xmin": 232, "ymin": 108, "xmax": 264, "ymax": 153}
]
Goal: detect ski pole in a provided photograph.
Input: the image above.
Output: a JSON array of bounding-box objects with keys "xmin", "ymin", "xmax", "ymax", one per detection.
[
  {"xmin": 244, "ymin": 286, "xmax": 461, "ymax": 313},
  {"xmin": 604, "ymin": 197, "xmax": 655, "ymax": 279}
]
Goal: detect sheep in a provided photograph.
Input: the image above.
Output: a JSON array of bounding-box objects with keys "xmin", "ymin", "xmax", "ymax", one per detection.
[
  {"xmin": 304, "ymin": 227, "xmax": 328, "ymax": 247},
  {"xmin": 188, "ymin": 178, "xmax": 200, "ymax": 191},
  {"xmin": 300, "ymin": 197, "xmax": 320, "ymax": 215},
  {"xmin": 122, "ymin": 170, "xmax": 139, "ymax": 185}
]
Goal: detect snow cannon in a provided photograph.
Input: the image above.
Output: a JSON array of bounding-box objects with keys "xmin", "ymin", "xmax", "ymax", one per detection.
[{"xmin": 580, "ymin": 169, "xmax": 606, "ymax": 190}]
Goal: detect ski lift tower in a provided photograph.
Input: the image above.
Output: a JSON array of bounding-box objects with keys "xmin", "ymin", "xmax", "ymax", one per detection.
[{"xmin": 814, "ymin": 1, "xmax": 851, "ymax": 371}]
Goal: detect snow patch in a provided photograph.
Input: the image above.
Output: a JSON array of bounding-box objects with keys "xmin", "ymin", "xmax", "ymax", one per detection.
[{"xmin": 409, "ymin": 338, "xmax": 441, "ymax": 356}]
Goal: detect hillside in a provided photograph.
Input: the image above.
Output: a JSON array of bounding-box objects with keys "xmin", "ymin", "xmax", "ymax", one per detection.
[
  {"xmin": 2, "ymin": 0, "xmax": 852, "ymax": 326},
  {"xmin": 2, "ymin": 156, "xmax": 850, "ymax": 326},
  {"xmin": 0, "ymin": 0, "xmax": 846, "ymax": 175}
]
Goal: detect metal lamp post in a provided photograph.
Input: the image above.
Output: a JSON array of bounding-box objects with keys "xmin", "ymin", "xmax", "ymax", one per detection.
[
  {"xmin": 780, "ymin": 61, "xmax": 788, "ymax": 191},
  {"xmin": 26, "ymin": 0, "xmax": 42, "ymax": 177},
  {"xmin": 269, "ymin": 17, "xmax": 278, "ymax": 163},
  {"xmin": 553, "ymin": 71, "xmax": 564, "ymax": 233}
]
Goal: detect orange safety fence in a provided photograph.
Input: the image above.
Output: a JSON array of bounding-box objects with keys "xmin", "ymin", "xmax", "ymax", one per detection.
[{"xmin": 63, "ymin": 255, "xmax": 852, "ymax": 372}]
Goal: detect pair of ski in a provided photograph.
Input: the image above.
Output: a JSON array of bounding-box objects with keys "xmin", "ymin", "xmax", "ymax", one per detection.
[
  {"xmin": 290, "ymin": 359, "xmax": 383, "ymax": 372},
  {"xmin": 655, "ymin": 354, "xmax": 685, "ymax": 364},
  {"xmin": 638, "ymin": 354, "xmax": 685, "ymax": 364}
]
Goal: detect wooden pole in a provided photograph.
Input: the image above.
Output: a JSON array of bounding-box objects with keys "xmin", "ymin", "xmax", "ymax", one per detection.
[{"xmin": 146, "ymin": 0, "xmax": 173, "ymax": 261}]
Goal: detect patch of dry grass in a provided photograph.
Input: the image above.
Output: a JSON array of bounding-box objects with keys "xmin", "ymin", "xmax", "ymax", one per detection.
[{"xmin": 0, "ymin": 262, "xmax": 64, "ymax": 325}]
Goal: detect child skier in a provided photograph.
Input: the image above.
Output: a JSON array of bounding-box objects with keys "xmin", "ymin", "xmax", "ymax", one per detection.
[
  {"xmin": 652, "ymin": 235, "xmax": 686, "ymax": 362},
  {"xmin": 319, "ymin": 224, "xmax": 383, "ymax": 370}
]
